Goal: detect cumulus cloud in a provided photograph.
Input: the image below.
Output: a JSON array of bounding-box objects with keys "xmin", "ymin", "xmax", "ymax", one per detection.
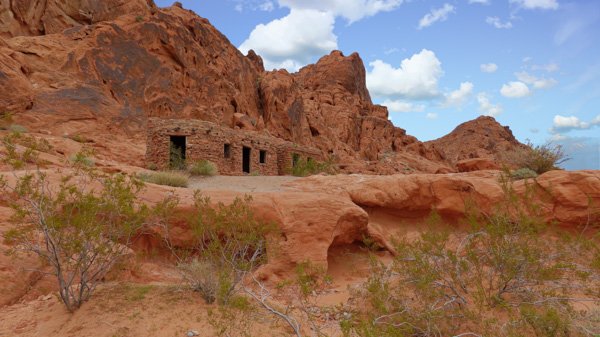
[
  {"xmin": 469, "ymin": 0, "xmax": 490, "ymax": 4},
  {"xmin": 443, "ymin": 82, "xmax": 474, "ymax": 108},
  {"xmin": 418, "ymin": 3, "xmax": 455, "ymax": 29},
  {"xmin": 477, "ymin": 93, "xmax": 503, "ymax": 117},
  {"xmin": 367, "ymin": 49, "xmax": 443, "ymax": 100},
  {"xmin": 551, "ymin": 114, "xmax": 600, "ymax": 133},
  {"xmin": 382, "ymin": 99, "xmax": 426, "ymax": 113},
  {"xmin": 510, "ymin": 0, "xmax": 559, "ymax": 10},
  {"xmin": 278, "ymin": 0, "xmax": 403, "ymax": 23},
  {"xmin": 240, "ymin": 0, "xmax": 405, "ymax": 71},
  {"xmin": 426, "ymin": 112, "xmax": 439, "ymax": 119},
  {"xmin": 480, "ymin": 63, "xmax": 498, "ymax": 73},
  {"xmin": 486, "ymin": 16, "xmax": 513, "ymax": 29},
  {"xmin": 515, "ymin": 71, "xmax": 558, "ymax": 89},
  {"xmin": 500, "ymin": 81, "xmax": 531, "ymax": 98},
  {"xmin": 239, "ymin": 9, "xmax": 337, "ymax": 71}
]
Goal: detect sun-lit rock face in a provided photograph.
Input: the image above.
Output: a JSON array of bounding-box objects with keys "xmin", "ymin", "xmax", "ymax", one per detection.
[{"xmin": 0, "ymin": 1, "xmax": 527, "ymax": 173}]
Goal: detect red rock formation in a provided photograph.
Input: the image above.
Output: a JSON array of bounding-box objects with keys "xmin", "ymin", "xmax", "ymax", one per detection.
[
  {"xmin": 0, "ymin": 2, "xmax": 453, "ymax": 173},
  {"xmin": 427, "ymin": 116, "xmax": 524, "ymax": 166}
]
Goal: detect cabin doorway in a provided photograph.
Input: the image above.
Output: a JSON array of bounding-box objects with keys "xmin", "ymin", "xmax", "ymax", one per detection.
[
  {"xmin": 169, "ymin": 136, "xmax": 186, "ymax": 169},
  {"xmin": 242, "ymin": 146, "xmax": 251, "ymax": 173}
]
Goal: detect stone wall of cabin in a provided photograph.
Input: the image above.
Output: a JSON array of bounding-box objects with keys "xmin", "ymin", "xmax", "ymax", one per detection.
[{"xmin": 146, "ymin": 118, "xmax": 322, "ymax": 176}]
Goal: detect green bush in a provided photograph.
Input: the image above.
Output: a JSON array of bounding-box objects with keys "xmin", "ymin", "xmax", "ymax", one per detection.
[
  {"xmin": 168, "ymin": 193, "xmax": 275, "ymax": 305},
  {"xmin": 511, "ymin": 167, "xmax": 538, "ymax": 180},
  {"xmin": 8, "ymin": 124, "xmax": 27, "ymax": 133},
  {"xmin": 0, "ymin": 132, "xmax": 171, "ymax": 312},
  {"xmin": 503, "ymin": 141, "xmax": 569, "ymax": 174},
  {"xmin": 138, "ymin": 171, "xmax": 189, "ymax": 188},
  {"xmin": 290, "ymin": 156, "xmax": 337, "ymax": 177},
  {"xmin": 188, "ymin": 159, "xmax": 218, "ymax": 176}
]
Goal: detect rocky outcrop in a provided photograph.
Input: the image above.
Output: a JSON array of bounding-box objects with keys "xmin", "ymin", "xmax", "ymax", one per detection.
[
  {"xmin": 427, "ymin": 116, "xmax": 523, "ymax": 165},
  {"xmin": 0, "ymin": 2, "xmax": 451, "ymax": 173},
  {"xmin": 456, "ymin": 158, "xmax": 500, "ymax": 172},
  {"xmin": 0, "ymin": 0, "xmax": 155, "ymax": 38}
]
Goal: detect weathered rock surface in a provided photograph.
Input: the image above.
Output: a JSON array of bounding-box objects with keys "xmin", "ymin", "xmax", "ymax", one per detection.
[
  {"xmin": 427, "ymin": 116, "xmax": 523, "ymax": 165},
  {"xmin": 456, "ymin": 158, "xmax": 501, "ymax": 172},
  {"xmin": 0, "ymin": 1, "xmax": 455, "ymax": 173}
]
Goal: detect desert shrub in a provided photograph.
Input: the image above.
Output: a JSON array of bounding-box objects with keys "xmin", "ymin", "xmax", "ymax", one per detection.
[
  {"xmin": 188, "ymin": 159, "xmax": 218, "ymax": 176},
  {"xmin": 138, "ymin": 170, "xmax": 189, "ymax": 188},
  {"xmin": 69, "ymin": 150, "xmax": 95, "ymax": 167},
  {"xmin": 290, "ymin": 156, "xmax": 337, "ymax": 177},
  {"xmin": 503, "ymin": 141, "xmax": 569, "ymax": 174},
  {"xmin": 511, "ymin": 167, "xmax": 538, "ymax": 180},
  {"xmin": 343, "ymin": 182, "xmax": 600, "ymax": 337},
  {"xmin": 0, "ymin": 134, "xmax": 170, "ymax": 312},
  {"xmin": 8, "ymin": 124, "xmax": 27, "ymax": 133},
  {"xmin": 0, "ymin": 112, "xmax": 14, "ymax": 129},
  {"xmin": 66, "ymin": 134, "xmax": 93, "ymax": 143},
  {"xmin": 167, "ymin": 193, "xmax": 275, "ymax": 304}
]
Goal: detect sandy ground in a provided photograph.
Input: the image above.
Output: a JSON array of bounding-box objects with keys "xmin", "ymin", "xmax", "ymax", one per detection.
[{"xmin": 188, "ymin": 175, "xmax": 300, "ymax": 193}]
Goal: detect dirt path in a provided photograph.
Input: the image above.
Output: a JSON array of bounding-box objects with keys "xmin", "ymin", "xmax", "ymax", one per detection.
[{"xmin": 188, "ymin": 175, "xmax": 300, "ymax": 193}]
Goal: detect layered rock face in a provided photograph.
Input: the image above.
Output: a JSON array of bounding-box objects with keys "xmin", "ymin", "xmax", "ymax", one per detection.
[
  {"xmin": 427, "ymin": 116, "xmax": 523, "ymax": 164},
  {"xmin": 0, "ymin": 1, "xmax": 451, "ymax": 172}
]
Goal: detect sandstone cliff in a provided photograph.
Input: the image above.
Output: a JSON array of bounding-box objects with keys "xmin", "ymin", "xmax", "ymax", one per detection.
[{"xmin": 0, "ymin": 1, "xmax": 516, "ymax": 173}]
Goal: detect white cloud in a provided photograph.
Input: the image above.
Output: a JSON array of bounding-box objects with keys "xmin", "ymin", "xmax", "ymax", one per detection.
[
  {"xmin": 239, "ymin": 9, "xmax": 337, "ymax": 71},
  {"xmin": 531, "ymin": 63, "xmax": 559, "ymax": 72},
  {"xmin": 443, "ymin": 82, "xmax": 474, "ymax": 107},
  {"xmin": 500, "ymin": 81, "xmax": 531, "ymax": 98},
  {"xmin": 469, "ymin": 0, "xmax": 490, "ymax": 4},
  {"xmin": 552, "ymin": 114, "xmax": 600, "ymax": 133},
  {"xmin": 278, "ymin": 0, "xmax": 403, "ymax": 23},
  {"xmin": 480, "ymin": 63, "xmax": 498, "ymax": 73},
  {"xmin": 258, "ymin": 1, "xmax": 275, "ymax": 11},
  {"xmin": 418, "ymin": 3, "xmax": 455, "ymax": 29},
  {"xmin": 426, "ymin": 112, "xmax": 438, "ymax": 119},
  {"xmin": 515, "ymin": 71, "xmax": 558, "ymax": 89},
  {"xmin": 510, "ymin": 0, "xmax": 559, "ymax": 10},
  {"xmin": 382, "ymin": 99, "xmax": 426, "ymax": 113},
  {"xmin": 477, "ymin": 93, "xmax": 503, "ymax": 117},
  {"xmin": 486, "ymin": 16, "xmax": 513, "ymax": 29},
  {"xmin": 367, "ymin": 49, "xmax": 443, "ymax": 100}
]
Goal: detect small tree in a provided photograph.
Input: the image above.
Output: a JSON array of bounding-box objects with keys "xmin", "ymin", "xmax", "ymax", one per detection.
[
  {"xmin": 503, "ymin": 141, "xmax": 569, "ymax": 174},
  {"xmin": 1, "ymin": 132, "xmax": 158, "ymax": 312}
]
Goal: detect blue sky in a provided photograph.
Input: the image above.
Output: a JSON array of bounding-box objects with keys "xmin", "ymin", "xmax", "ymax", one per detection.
[{"xmin": 155, "ymin": 0, "xmax": 600, "ymax": 169}]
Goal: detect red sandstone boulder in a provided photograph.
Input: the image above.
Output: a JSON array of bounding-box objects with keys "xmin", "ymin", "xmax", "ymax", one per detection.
[
  {"xmin": 456, "ymin": 158, "xmax": 501, "ymax": 172},
  {"xmin": 427, "ymin": 116, "xmax": 523, "ymax": 164}
]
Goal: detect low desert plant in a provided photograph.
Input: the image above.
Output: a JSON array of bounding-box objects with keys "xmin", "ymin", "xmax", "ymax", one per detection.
[
  {"xmin": 138, "ymin": 170, "xmax": 189, "ymax": 188},
  {"xmin": 188, "ymin": 159, "xmax": 218, "ymax": 176},
  {"xmin": 0, "ymin": 134, "xmax": 170, "ymax": 312},
  {"xmin": 511, "ymin": 167, "xmax": 539, "ymax": 180},
  {"xmin": 290, "ymin": 156, "xmax": 337, "ymax": 177},
  {"xmin": 8, "ymin": 124, "xmax": 27, "ymax": 133},
  {"xmin": 166, "ymin": 193, "xmax": 275, "ymax": 304},
  {"xmin": 502, "ymin": 141, "xmax": 569, "ymax": 174}
]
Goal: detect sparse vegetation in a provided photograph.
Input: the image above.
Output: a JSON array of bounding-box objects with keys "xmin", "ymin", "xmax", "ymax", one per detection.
[
  {"xmin": 8, "ymin": 124, "xmax": 27, "ymax": 133},
  {"xmin": 166, "ymin": 193, "xmax": 275, "ymax": 304},
  {"xmin": 290, "ymin": 156, "xmax": 337, "ymax": 177},
  {"xmin": 503, "ymin": 141, "xmax": 569, "ymax": 174},
  {"xmin": 340, "ymin": 178, "xmax": 600, "ymax": 337},
  {"xmin": 0, "ymin": 134, "xmax": 170, "ymax": 312},
  {"xmin": 511, "ymin": 167, "xmax": 539, "ymax": 180},
  {"xmin": 188, "ymin": 159, "xmax": 218, "ymax": 176},
  {"xmin": 138, "ymin": 170, "xmax": 189, "ymax": 187}
]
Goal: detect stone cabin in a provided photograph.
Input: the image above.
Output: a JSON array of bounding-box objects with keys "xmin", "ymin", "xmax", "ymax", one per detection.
[{"xmin": 146, "ymin": 118, "xmax": 323, "ymax": 176}]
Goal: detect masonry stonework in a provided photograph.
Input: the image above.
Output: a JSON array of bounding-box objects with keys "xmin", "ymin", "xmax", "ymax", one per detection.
[{"xmin": 146, "ymin": 118, "xmax": 322, "ymax": 176}]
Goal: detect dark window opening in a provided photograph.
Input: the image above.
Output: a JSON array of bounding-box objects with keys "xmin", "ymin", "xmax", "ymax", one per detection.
[
  {"xmin": 243, "ymin": 146, "xmax": 251, "ymax": 173},
  {"xmin": 224, "ymin": 144, "xmax": 231, "ymax": 158},
  {"xmin": 292, "ymin": 153, "xmax": 300, "ymax": 168},
  {"xmin": 259, "ymin": 150, "xmax": 267, "ymax": 164},
  {"xmin": 169, "ymin": 136, "xmax": 186, "ymax": 169}
]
